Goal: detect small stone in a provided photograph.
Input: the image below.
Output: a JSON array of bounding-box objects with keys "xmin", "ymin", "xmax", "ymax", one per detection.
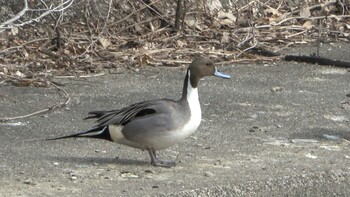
[
  {"xmin": 121, "ymin": 171, "xmax": 139, "ymax": 178},
  {"xmin": 271, "ymin": 86, "xmax": 283, "ymax": 92},
  {"xmin": 291, "ymin": 139, "xmax": 318, "ymax": 143},
  {"xmin": 204, "ymin": 171, "xmax": 214, "ymax": 177},
  {"xmin": 53, "ymin": 162, "xmax": 59, "ymax": 166},
  {"xmin": 95, "ymin": 150, "xmax": 107, "ymax": 153},
  {"xmin": 249, "ymin": 126, "xmax": 260, "ymax": 132},
  {"xmin": 214, "ymin": 159, "xmax": 222, "ymax": 165},
  {"xmin": 23, "ymin": 179, "xmax": 36, "ymax": 186},
  {"xmin": 144, "ymin": 169, "xmax": 155, "ymax": 173},
  {"xmin": 70, "ymin": 176, "xmax": 77, "ymax": 180},
  {"xmin": 152, "ymin": 185, "xmax": 159, "ymax": 189},
  {"xmin": 195, "ymin": 143, "xmax": 203, "ymax": 147},
  {"xmin": 305, "ymin": 153, "xmax": 317, "ymax": 159},
  {"xmin": 190, "ymin": 136, "xmax": 198, "ymax": 140}
]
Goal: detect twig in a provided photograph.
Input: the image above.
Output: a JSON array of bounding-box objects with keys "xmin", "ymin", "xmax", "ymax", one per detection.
[
  {"xmin": 0, "ymin": 0, "xmax": 74, "ymax": 33},
  {"xmin": 235, "ymin": 15, "xmax": 350, "ymax": 32},
  {"xmin": 0, "ymin": 38, "xmax": 48, "ymax": 54},
  {"xmin": 0, "ymin": 92, "xmax": 18, "ymax": 103},
  {"xmin": 285, "ymin": 30, "xmax": 308, "ymax": 39},
  {"xmin": 274, "ymin": 15, "xmax": 350, "ymax": 26},
  {"xmin": 218, "ymin": 57, "xmax": 280, "ymax": 65},
  {"xmin": 0, "ymin": 83, "xmax": 70, "ymax": 122},
  {"xmin": 0, "ymin": 0, "xmax": 28, "ymax": 29},
  {"xmin": 236, "ymin": 39, "xmax": 259, "ymax": 58},
  {"xmin": 141, "ymin": 0, "xmax": 170, "ymax": 28},
  {"xmin": 288, "ymin": 0, "xmax": 338, "ymax": 15}
]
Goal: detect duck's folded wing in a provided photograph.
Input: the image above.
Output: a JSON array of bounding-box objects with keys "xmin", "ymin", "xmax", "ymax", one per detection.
[{"xmin": 85, "ymin": 99, "xmax": 171, "ymax": 127}]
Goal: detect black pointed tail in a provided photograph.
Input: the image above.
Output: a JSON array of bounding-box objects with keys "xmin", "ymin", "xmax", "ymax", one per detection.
[
  {"xmin": 84, "ymin": 111, "xmax": 106, "ymax": 120},
  {"xmin": 47, "ymin": 126, "xmax": 112, "ymax": 141}
]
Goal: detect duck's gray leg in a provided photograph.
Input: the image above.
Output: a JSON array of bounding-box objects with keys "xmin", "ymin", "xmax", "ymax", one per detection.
[{"xmin": 147, "ymin": 148, "xmax": 176, "ymax": 167}]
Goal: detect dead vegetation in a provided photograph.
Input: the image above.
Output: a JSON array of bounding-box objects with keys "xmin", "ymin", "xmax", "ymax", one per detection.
[
  {"xmin": 0, "ymin": 0, "xmax": 349, "ymax": 121},
  {"xmin": 0, "ymin": 0, "xmax": 349, "ymax": 87}
]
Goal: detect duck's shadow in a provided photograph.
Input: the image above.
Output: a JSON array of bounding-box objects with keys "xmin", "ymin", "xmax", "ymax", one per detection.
[{"xmin": 47, "ymin": 155, "xmax": 150, "ymax": 166}]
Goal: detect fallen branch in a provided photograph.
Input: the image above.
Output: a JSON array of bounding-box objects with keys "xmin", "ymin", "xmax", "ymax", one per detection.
[
  {"xmin": 284, "ymin": 55, "xmax": 350, "ymax": 68},
  {"xmin": 0, "ymin": 83, "xmax": 70, "ymax": 122},
  {"xmin": 0, "ymin": 0, "xmax": 74, "ymax": 33},
  {"xmin": 0, "ymin": 92, "xmax": 18, "ymax": 103}
]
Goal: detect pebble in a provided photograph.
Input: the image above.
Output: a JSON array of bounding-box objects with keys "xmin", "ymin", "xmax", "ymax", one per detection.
[
  {"xmin": 305, "ymin": 153, "xmax": 317, "ymax": 159},
  {"xmin": 249, "ymin": 126, "xmax": 261, "ymax": 132},
  {"xmin": 290, "ymin": 139, "xmax": 318, "ymax": 144},
  {"xmin": 214, "ymin": 159, "xmax": 222, "ymax": 166},
  {"xmin": 271, "ymin": 86, "xmax": 283, "ymax": 92},
  {"xmin": 95, "ymin": 150, "xmax": 107, "ymax": 153},
  {"xmin": 121, "ymin": 171, "xmax": 139, "ymax": 178},
  {"xmin": 70, "ymin": 176, "xmax": 77, "ymax": 180},
  {"xmin": 322, "ymin": 134, "xmax": 341, "ymax": 140},
  {"xmin": 23, "ymin": 179, "xmax": 36, "ymax": 186},
  {"xmin": 319, "ymin": 145, "xmax": 340, "ymax": 151},
  {"xmin": 144, "ymin": 169, "xmax": 155, "ymax": 173},
  {"xmin": 204, "ymin": 171, "xmax": 214, "ymax": 177}
]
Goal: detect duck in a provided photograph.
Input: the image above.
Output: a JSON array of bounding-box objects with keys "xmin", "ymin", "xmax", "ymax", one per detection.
[{"xmin": 49, "ymin": 57, "xmax": 231, "ymax": 167}]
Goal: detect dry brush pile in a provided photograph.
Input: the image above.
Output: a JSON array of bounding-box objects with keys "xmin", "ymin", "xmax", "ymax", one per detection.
[{"xmin": 0, "ymin": 0, "xmax": 349, "ymax": 87}]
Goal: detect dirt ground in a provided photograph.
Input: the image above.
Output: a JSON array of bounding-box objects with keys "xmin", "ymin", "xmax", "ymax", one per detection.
[{"xmin": 0, "ymin": 43, "xmax": 349, "ymax": 196}]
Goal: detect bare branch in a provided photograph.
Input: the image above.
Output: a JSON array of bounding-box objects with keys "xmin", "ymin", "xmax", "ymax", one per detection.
[
  {"xmin": 0, "ymin": 0, "xmax": 74, "ymax": 33},
  {"xmin": 0, "ymin": 0, "xmax": 29, "ymax": 28}
]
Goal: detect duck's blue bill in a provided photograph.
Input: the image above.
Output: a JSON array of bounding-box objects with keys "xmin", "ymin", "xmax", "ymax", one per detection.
[{"xmin": 214, "ymin": 67, "xmax": 231, "ymax": 79}]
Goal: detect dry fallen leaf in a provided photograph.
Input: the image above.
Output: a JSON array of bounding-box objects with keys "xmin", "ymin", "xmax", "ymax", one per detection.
[
  {"xmin": 98, "ymin": 37, "xmax": 111, "ymax": 49},
  {"xmin": 264, "ymin": 7, "xmax": 281, "ymax": 17},
  {"xmin": 345, "ymin": 24, "xmax": 350, "ymax": 29},
  {"xmin": 185, "ymin": 17, "xmax": 202, "ymax": 31},
  {"xmin": 302, "ymin": 20, "xmax": 313, "ymax": 30},
  {"xmin": 11, "ymin": 27, "xmax": 19, "ymax": 35},
  {"xmin": 221, "ymin": 32, "xmax": 230, "ymax": 44},
  {"xmin": 176, "ymin": 40, "xmax": 186, "ymax": 48},
  {"xmin": 264, "ymin": 6, "xmax": 285, "ymax": 23},
  {"xmin": 15, "ymin": 70, "xmax": 25, "ymax": 78},
  {"xmin": 3, "ymin": 67, "xmax": 8, "ymax": 75},
  {"xmin": 300, "ymin": 1, "xmax": 311, "ymax": 18},
  {"xmin": 217, "ymin": 10, "xmax": 236, "ymax": 26}
]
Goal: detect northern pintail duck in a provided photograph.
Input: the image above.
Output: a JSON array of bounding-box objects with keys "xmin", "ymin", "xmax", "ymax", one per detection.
[{"xmin": 50, "ymin": 58, "xmax": 231, "ymax": 167}]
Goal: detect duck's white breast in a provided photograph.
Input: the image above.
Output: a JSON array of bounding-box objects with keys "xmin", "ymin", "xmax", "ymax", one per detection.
[{"xmin": 150, "ymin": 76, "xmax": 202, "ymax": 150}]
